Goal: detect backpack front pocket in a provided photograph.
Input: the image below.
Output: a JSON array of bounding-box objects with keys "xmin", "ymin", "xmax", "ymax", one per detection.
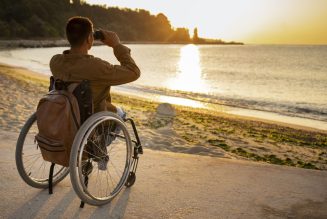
[{"xmin": 35, "ymin": 134, "xmax": 69, "ymax": 166}]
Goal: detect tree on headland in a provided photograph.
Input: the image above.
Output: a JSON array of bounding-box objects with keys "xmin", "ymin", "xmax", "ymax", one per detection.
[
  {"xmin": 169, "ymin": 28, "xmax": 190, "ymax": 43},
  {"xmin": 192, "ymin": 27, "xmax": 243, "ymax": 45},
  {"xmin": 193, "ymin": 27, "xmax": 199, "ymax": 43}
]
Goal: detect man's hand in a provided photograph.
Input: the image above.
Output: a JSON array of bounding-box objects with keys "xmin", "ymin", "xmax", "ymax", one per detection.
[{"xmin": 101, "ymin": 30, "xmax": 121, "ymax": 47}]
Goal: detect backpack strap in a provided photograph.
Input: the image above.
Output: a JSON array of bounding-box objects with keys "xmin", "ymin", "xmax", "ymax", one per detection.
[{"xmin": 67, "ymin": 83, "xmax": 79, "ymax": 93}]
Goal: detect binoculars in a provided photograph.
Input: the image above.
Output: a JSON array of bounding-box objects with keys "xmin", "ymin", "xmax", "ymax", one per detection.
[{"xmin": 93, "ymin": 30, "xmax": 104, "ymax": 40}]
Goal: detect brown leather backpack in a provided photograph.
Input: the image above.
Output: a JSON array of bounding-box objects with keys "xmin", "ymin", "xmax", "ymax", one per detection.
[{"xmin": 35, "ymin": 78, "xmax": 93, "ymax": 167}]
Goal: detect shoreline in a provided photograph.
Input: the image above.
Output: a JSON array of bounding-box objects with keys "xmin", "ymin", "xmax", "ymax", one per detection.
[
  {"xmin": 1, "ymin": 61, "xmax": 326, "ymax": 133},
  {"xmin": 1, "ymin": 40, "xmax": 326, "ymax": 49},
  {"xmin": 1, "ymin": 45, "xmax": 326, "ymax": 129},
  {"xmin": 0, "ymin": 54, "xmax": 326, "ymax": 132},
  {"xmin": 0, "ymin": 63, "xmax": 326, "ymax": 170},
  {"xmin": 114, "ymin": 85, "xmax": 327, "ymax": 132},
  {"xmin": 0, "ymin": 39, "xmax": 243, "ymax": 49}
]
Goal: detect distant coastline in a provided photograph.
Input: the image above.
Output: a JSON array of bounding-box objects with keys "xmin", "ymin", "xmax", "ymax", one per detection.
[{"xmin": 0, "ymin": 39, "xmax": 243, "ymax": 49}]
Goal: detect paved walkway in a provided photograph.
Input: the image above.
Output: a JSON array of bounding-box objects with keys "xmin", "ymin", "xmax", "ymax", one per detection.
[{"xmin": 1, "ymin": 131, "xmax": 326, "ymax": 219}]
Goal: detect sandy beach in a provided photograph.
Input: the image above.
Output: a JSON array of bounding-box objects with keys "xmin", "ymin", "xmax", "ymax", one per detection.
[
  {"xmin": 1, "ymin": 130, "xmax": 327, "ymax": 218},
  {"xmin": 0, "ymin": 63, "xmax": 327, "ymax": 218},
  {"xmin": 0, "ymin": 63, "xmax": 326, "ymax": 170}
]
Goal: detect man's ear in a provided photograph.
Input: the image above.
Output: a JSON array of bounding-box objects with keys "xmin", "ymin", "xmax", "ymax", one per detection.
[{"xmin": 87, "ymin": 34, "xmax": 92, "ymax": 44}]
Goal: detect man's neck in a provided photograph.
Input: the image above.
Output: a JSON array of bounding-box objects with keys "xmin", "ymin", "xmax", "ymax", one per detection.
[{"xmin": 70, "ymin": 46, "xmax": 88, "ymax": 55}]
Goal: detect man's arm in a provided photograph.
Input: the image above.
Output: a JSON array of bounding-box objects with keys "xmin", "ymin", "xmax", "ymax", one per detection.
[
  {"xmin": 96, "ymin": 30, "xmax": 140, "ymax": 85},
  {"xmin": 112, "ymin": 43, "xmax": 141, "ymax": 84}
]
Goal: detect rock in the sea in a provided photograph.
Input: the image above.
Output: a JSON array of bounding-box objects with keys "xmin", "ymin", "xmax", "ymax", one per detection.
[{"xmin": 156, "ymin": 103, "xmax": 176, "ymax": 117}]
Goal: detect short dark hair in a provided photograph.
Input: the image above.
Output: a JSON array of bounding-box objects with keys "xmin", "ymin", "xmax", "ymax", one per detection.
[{"xmin": 66, "ymin": 16, "xmax": 93, "ymax": 47}]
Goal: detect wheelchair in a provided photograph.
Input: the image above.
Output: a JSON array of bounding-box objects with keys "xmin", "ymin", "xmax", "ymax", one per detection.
[{"xmin": 15, "ymin": 81, "xmax": 143, "ymax": 207}]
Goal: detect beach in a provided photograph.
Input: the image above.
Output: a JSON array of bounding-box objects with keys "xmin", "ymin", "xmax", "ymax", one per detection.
[
  {"xmin": 2, "ymin": 1, "xmax": 327, "ymax": 217},
  {"xmin": 1, "ymin": 130, "xmax": 327, "ymax": 218},
  {"xmin": 1, "ymin": 63, "xmax": 326, "ymax": 170}
]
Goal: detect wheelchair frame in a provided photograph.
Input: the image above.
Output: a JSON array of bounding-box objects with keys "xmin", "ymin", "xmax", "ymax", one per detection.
[{"xmin": 15, "ymin": 112, "xmax": 143, "ymax": 207}]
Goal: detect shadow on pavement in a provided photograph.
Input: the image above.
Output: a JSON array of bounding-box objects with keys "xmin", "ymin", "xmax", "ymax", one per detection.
[
  {"xmin": 9, "ymin": 189, "xmax": 51, "ymax": 219},
  {"xmin": 70, "ymin": 187, "xmax": 132, "ymax": 219}
]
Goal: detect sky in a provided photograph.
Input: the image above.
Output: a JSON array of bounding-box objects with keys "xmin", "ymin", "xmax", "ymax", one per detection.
[{"xmin": 86, "ymin": 0, "xmax": 327, "ymax": 44}]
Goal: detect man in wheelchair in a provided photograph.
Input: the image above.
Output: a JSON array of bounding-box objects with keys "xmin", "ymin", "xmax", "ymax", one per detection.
[
  {"xmin": 15, "ymin": 17, "xmax": 142, "ymax": 207},
  {"xmin": 50, "ymin": 16, "xmax": 140, "ymax": 117},
  {"xmin": 50, "ymin": 16, "xmax": 140, "ymax": 171}
]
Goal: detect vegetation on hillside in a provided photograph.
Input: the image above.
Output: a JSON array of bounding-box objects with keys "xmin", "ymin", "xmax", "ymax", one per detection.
[
  {"xmin": 0, "ymin": 0, "xmax": 188, "ymax": 42},
  {"xmin": 0, "ymin": 0, "xmax": 242, "ymax": 44}
]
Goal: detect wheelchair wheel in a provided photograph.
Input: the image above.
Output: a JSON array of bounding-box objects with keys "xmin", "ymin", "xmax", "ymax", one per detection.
[
  {"xmin": 15, "ymin": 113, "xmax": 69, "ymax": 189},
  {"xmin": 69, "ymin": 111, "xmax": 133, "ymax": 206}
]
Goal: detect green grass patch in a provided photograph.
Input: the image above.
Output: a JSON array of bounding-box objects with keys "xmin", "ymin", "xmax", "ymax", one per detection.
[
  {"xmin": 264, "ymin": 154, "xmax": 285, "ymax": 165},
  {"xmin": 207, "ymin": 139, "xmax": 230, "ymax": 151},
  {"xmin": 297, "ymin": 161, "xmax": 318, "ymax": 169},
  {"xmin": 231, "ymin": 148, "xmax": 318, "ymax": 169}
]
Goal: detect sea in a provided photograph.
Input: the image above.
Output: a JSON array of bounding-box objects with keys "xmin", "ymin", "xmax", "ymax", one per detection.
[{"xmin": 0, "ymin": 44, "xmax": 326, "ymax": 130}]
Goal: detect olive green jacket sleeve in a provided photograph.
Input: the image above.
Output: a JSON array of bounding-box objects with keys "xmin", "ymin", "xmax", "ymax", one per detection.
[{"xmin": 91, "ymin": 44, "xmax": 140, "ymax": 85}]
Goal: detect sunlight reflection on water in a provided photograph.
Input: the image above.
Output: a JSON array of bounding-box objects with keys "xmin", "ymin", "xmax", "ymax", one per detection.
[{"xmin": 166, "ymin": 44, "xmax": 209, "ymax": 93}]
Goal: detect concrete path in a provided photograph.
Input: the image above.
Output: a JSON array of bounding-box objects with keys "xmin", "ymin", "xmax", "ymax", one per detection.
[{"xmin": 0, "ymin": 131, "xmax": 326, "ymax": 219}]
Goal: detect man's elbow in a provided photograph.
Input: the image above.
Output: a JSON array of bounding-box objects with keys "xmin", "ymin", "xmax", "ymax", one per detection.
[
  {"xmin": 134, "ymin": 68, "xmax": 141, "ymax": 80},
  {"xmin": 130, "ymin": 67, "xmax": 141, "ymax": 81}
]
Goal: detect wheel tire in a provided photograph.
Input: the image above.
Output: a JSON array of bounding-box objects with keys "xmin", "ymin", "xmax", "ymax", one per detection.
[
  {"xmin": 69, "ymin": 111, "xmax": 133, "ymax": 206},
  {"xmin": 15, "ymin": 113, "xmax": 69, "ymax": 188}
]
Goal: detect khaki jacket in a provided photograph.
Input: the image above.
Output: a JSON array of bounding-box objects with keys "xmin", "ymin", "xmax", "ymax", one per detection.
[{"xmin": 50, "ymin": 44, "xmax": 140, "ymax": 113}]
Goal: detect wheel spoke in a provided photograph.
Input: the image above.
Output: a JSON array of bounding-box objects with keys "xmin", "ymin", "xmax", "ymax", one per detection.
[
  {"xmin": 109, "ymin": 160, "xmax": 123, "ymax": 179},
  {"xmin": 88, "ymin": 139, "xmax": 107, "ymax": 156},
  {"xmin": 71, "ymin": 113, "xmax": 132, "ymax": 204}
]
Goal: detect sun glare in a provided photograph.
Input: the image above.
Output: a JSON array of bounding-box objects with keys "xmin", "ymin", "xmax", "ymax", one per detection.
[
  {"xmin": 166, "ymin": 44, "xmax": 208, "ymax": 93},
  {"xmin": 87, "ymin": 0, "xmax": 327, "ymax": 44}
]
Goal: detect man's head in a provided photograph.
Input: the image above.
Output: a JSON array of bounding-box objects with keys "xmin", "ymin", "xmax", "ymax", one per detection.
[{"xmin": 66, "ymin": 16, "xmax": 94, "ymax": 49}]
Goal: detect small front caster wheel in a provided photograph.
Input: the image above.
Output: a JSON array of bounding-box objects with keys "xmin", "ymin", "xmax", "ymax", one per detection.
[{"xmin": 125, "ymin": 172, "xmax": 136, "ymax": 187}]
